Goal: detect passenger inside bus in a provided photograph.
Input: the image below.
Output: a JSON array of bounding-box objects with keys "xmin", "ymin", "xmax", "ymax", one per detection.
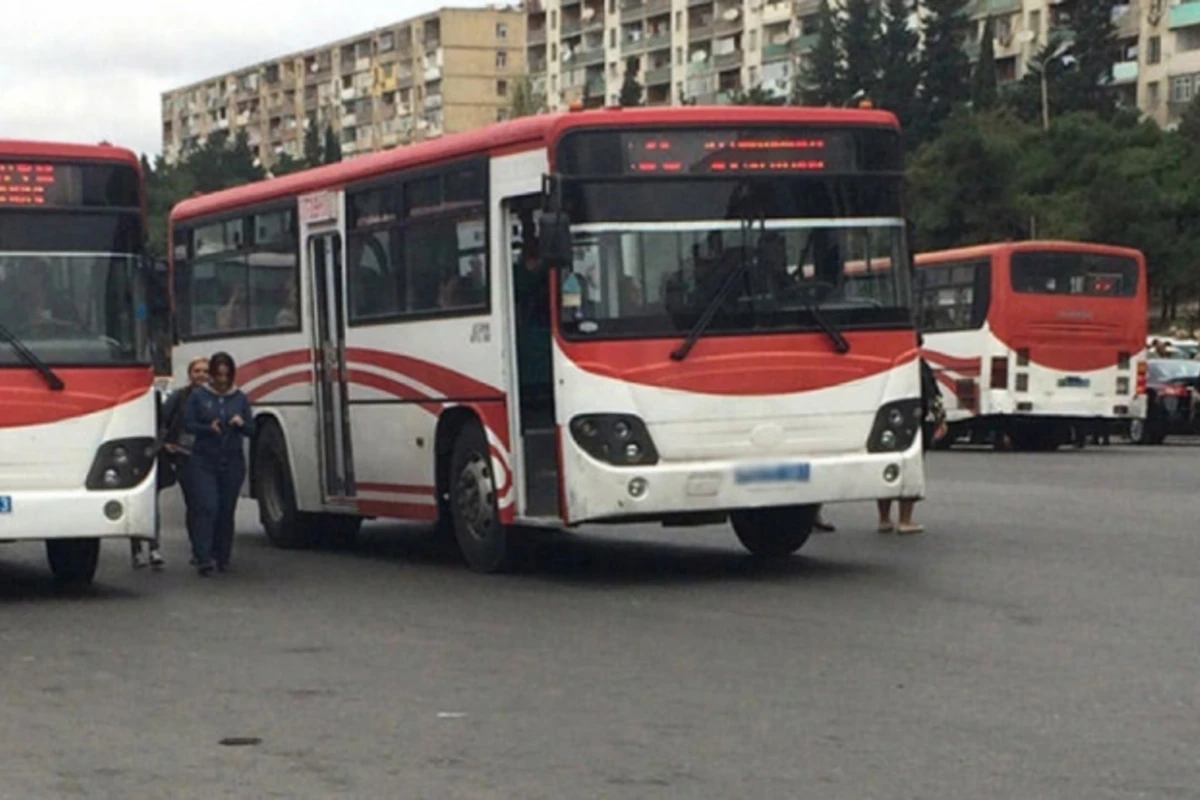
[{"xmin": 215, "ymin": 281, "xmax": 248, "ymax": 332}]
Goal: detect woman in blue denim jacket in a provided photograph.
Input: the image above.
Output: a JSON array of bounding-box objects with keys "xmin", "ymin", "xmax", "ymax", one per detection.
[{"xmin": 183, "ymin": 351, "xmax": 256, "ymax": 576}]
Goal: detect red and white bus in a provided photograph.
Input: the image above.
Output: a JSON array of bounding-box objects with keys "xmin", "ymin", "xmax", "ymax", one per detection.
[
  {"xmin": 914, "ymin": 240, "xmax": 1148, "ymax": 450},
  {"xmin": 168, "ymin": 106, "xmax": 925, "ymax": 572},
  {"xmin": 0, "ymin": 140, "xmax": 157, "ymax": 584}
]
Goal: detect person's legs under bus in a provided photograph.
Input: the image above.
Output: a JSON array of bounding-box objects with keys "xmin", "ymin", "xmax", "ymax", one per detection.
[{"xmin": 877, "ymin": 499, "xmax": 894, "ymax": 533}]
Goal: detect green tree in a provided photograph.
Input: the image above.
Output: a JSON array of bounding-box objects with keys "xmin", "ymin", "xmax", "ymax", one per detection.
[
  {"xmin": 842, "ymin": 0, "xmax": 877, "ymax": 103},
  {"xmin": 508, "ymin": 74, "xmax": 546, "ymax": 118},
  {"xmin": 876, "ymin": 0, "xmax": 921, "ymax": 138},
  {"xmin": 322, "ymin": 124, "xmax": 342, "ymax": 164},
  {"xmin": 917, "ymin": 0, "xmax": 972, "ymax": 138},
  {"xmin": 972, "ymin": 16, "xmax": 999, "ymax": 111},
  {"xmin": 1059, "ymin": 0, "xmax": 1118, "ymax": 118},
  {"xmin": 730, "ymin": 85, "xmax": 784, "ymax": 105},
  {"xmin": 271, "ymin": 152, "xmax": 307, "ymax": 176},
  {"xmin": 800, "ymin": 0, "xmax": 842, "ymax": 106},
  {"xmin": 906, "ymin": 108, "xmax": 1026, "ymax": 250},
  {"xmin": 303, "ymin": 117, "xmax": 323, "ymax": 167},
  {"xmin": 619, "ymin": 57, "xmax": 643, "ymax": 106}
]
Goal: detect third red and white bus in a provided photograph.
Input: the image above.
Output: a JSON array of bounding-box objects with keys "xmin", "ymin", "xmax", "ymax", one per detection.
[
  {"xmin": 915, "ymin": 240, "xmax": 1148, "ymax": 450},
  {"xmin": 168, "ymin": 106, "xmax": 925, "ymax": 572}
]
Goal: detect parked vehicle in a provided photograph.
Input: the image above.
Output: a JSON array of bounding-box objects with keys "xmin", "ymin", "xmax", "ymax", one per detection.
[{"xmin": 1129, "ymin": 358, "xmax": 1200, "ymax": 444}]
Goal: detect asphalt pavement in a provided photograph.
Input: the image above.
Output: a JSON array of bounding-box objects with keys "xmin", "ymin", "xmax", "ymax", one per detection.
[{"xmin": 2, "ymin": 441, "xmax": 1199, "ymax": 799}]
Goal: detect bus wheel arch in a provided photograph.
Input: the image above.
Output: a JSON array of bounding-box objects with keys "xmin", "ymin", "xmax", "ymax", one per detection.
[
  {"xmin": 252, "ymin": 417, "xmax": 314, "ymax": 549},
  {"xmin": 437, "ymin": 410, "xmax": 514, "ymax": 573},
  {"xmin": 248, "ymin": 410, "xmax": 288, "ymax": 500}
]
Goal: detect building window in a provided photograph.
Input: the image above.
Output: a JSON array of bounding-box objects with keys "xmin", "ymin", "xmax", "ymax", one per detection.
[
  {"xmin": 550, "ymin": 10, "xmax": 557, "ymax": 29},
  {"xmin": 1147, "ymin": 81, "xmax": 1160, "ymax": 107},
  {"xmin": 1171, "ymin": 75, "xmax": 1192, "ymax": 104},
  {"xmin": 1148, "ymin": 36, "xmax": 1161, "ymax": 65},
  {"xmin": 497, "ymin": 50, "xmax": 508, "ymax": 68},
  {"xmin": 676, "ymin": 46, "xmax": 683, "ymax": 65},
  {"xmin": 610, "ymin": 29, "xmax": 617, "ymax": 48},
  {"xmin": 551, "ymin": 43, "xmax": 557, "ymax": 61},
  {"xmin": 497, "ymin": 108, "xmax": 511, "ymax": 122},
  {"xmin": 609, "ymin": 61, "xmax": 618, "ymax": 77},
  {"xmin": 497, "ymin": 79, "xmax": 509, "ymax": 97},
  {"xmin": 748, "ymin": 30, "xmax": 758, "ymax": 51},
  {"xmin": 496, "ymin": 22, "xmax": 508, "ymax": 39},
  {"xmin": 1027, "ymin": 10, "xmax": 1040, "ymax": 44},
  {"xmin": 675, "ymin": 11, "xmax": 683, "ymax": 29}
]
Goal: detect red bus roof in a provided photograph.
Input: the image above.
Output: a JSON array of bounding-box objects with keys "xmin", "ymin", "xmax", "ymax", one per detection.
[
  {"xmin": 915, "ymin": 240, "xmax": 1146, "ymax": 266},
  {"xmin": 171, "ymin": 105, "xmax": 901, "ymax": 224},
  {"xmin": 0, "ymin": 139, "xmax": 140, "ymax": 167}
]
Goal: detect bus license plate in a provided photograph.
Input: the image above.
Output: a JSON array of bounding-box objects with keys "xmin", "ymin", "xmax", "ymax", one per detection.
[
  {"xmin": 0, "ymin": 496, "xmax": 10, "ymax": 514},
  {"xmin": 735, "ymin": 463, "xmax": 811, "ymax": 485},
  {"xmin": 1057, "ymin": 376, "xmax": 1090, "ymax": 388}
]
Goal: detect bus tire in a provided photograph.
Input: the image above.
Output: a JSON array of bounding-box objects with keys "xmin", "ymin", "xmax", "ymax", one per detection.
[
  {"xmin": 46, "ymin": 538, "xmax": 100, "ymax": 586},
  {"xmin": 730, "ymin": 505, "xmax": 816, "ymax": 559},
  {"xmin": 254, "ymin": 421, "xmax": 315, "ymax": 550},
  {"xmin": 448, "ymin": 421, "xmax": 513, "ymax": 574}
]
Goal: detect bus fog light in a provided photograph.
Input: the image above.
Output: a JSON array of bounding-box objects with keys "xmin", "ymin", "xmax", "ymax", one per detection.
[
  {"xmin": 103, "ymin": 468, "xmax": 121, "ymax": 488},
  {"xmin": 624, "ymin": 442, "xmax": 642, "ymax": 460},
  {"xmin": 883, "ymin": 464, "xmax": 901, "ymax": 483},
  {"xmin": 880, "ymin": 430, "xmax": 897, "ymax": 450},
  {"xmin": 888, "ymin": 408, "xmax": 904, "ymax": 427},
  {"xmin": 104, "ymin": 501, "xmax": 124, "ymax": 521},
  {"xmin": 628, "ymin": 478, "xmax": 648, "ymax": 498}
]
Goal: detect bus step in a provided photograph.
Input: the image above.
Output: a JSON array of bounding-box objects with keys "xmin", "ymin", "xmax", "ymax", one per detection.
[{"xmin": 522, "ymin": 430, "xmax": 560, "ymax": 518}]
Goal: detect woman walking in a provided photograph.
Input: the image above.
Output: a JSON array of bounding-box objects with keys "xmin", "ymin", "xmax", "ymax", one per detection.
[
  {"xmin": 183, "ymin": 352, "xmax": 255, "ymax": 576},
  {"xmin": 133, "ymin": 356, "xmax": 211, "ymax": 569}
]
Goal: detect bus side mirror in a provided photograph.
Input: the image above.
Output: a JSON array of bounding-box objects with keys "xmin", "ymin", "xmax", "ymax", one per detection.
[{"xmin": 540, "ymin": 211, "xmax": 573, "ymax": 271}]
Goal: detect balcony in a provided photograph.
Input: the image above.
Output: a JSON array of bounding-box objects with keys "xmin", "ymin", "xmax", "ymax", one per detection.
[
  {"xmin": 1112, "ymin": 60, "xmax": 1138, "ymax": 84},
  {"xmin": 585, "ymin": 75, "xmax": 606, "ymax": 97},
  {"xmin": 575, "ymin": 46, "xmax": 605, "ymax": 66},
  {"xmin": 969, "ymin": 0, "xmax": 1020, "ymax": 15},
  {"xmin": 688, "ymin": 59, "xmax": 713, "ymax": 74},
  {"xmin": 715, "ymin": 16, "xmax": 745, "ymax": 37},
  {"xmin": 796, "ymin": 32, "xmax": 820, "ymax": 51},
  {"xmin": 424, "ymin": 65, "xmax": 442, "ymax": 82},
  {"xmin": 1170, "ymin": 1, "xmax": 1200, "ymax": 30},
  {"xmin": 562, "ymin": 20, "xmax": 583, "ymax": 36},
  {"xmin": 688, "ymin": 23, "xmax": 715, "ymax": 39},
  {"xmin": 762, "ymin": 42, "xmax": 791, "ymax": 62},
  {"xmin": 1168, "ymin": 46, "xmax": 1200, "ymax": 75},
  {"xmin": 714, "ymin": 50, "xmax": 743, "ymax": 70},
  {"xmin": 623, "ymin": 32, "xmax": 671, "ymax": 54},
  {"xmin": 529, "ymin": 26, "xmax": 547, "ymax": 44},
  {"xmin": 645, "ymin": 65, "xmax": 671, "ymax": 85}
]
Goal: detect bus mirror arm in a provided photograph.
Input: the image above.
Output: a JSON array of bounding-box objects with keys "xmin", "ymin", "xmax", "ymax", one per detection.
[{"xmin": 540, "ymin": 211, "xmax": 573, "ymax": 271}]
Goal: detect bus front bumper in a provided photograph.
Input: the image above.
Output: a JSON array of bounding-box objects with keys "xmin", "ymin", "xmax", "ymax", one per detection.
[
  {"xmin": 562, "ymin": 444, "xmax": 925, "ymax": 525},
  {"xmin": 0, "ymin": 479, "xmax": 156, "ymax": 543}
]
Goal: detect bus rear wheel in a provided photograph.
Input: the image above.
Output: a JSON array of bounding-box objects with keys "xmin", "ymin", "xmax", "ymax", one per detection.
[
  {"xmin": 46, "ymin": 538, "xmax": 100, "ymax": 586},
  {"xmin": 730, "ymin": 505, "xmax": 816, "ymax": 559},
  {"xmin": 254, "ymin": 421, "xmax": 314, "ymax": 550},
  {"xmin": 448, "ymin": 422, "xmax": 513, "ymax": 574}
]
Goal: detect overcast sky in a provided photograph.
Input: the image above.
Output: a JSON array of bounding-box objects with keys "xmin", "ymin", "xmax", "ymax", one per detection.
[{"xmin": 0, "ymin": 0, "xmax": 492, "ymax": 159}]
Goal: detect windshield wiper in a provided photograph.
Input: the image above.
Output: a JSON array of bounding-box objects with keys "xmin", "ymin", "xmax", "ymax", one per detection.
[
  {"xmin": 671, "ymin": 215, "xmax": 761, "ymax": 362},
  {"xmin": 0, "ymin": 321, "xmax": 65, "ymax": 391},
  {"xmin": 805, "ymin": 302, "xmax": 851, "ymax": 355}
]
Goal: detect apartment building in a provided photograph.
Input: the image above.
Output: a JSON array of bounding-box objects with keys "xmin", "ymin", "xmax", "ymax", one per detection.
[
  {"xmin": 527, "ymin": 0, "xmax": 1198, "ymax": 128},
  {"xmin": 160, "ymin": 6, "xmax": 526, "ymax": 167}
]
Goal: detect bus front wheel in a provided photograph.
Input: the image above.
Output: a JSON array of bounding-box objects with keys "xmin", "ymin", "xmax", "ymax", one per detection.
[
  {"xmin": 46, "ymin": 538, "xmax": 100, "ymax": 586},
  {"xmin": 448, "ymin": 422, "xmax": 513, "ymax": 574},
  {"xmin": 254, "ymin": 421, "xmax": 314, "ymax": 550},
  {"xmin": 730, "ymin": 505, "xmax": 816, "ymax": 559}
]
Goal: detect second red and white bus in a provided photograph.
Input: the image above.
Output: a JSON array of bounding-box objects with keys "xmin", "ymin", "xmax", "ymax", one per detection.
[
  {"xmin": 0, "ymin": 140, "xmax": 157, "ymax": 584},
  {"xmin": 168, "ymin": 106, "xmax": 926, "ymax": 572},
  {"xmin": 914, "ymin": 240, "xmax": 1148, "ymax": 450}
]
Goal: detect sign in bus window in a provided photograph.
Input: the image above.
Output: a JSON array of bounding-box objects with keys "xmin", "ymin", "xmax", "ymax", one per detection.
[{"xmin": 1010, "ymin": 251, "xmax": 1138, "ymax": 297}]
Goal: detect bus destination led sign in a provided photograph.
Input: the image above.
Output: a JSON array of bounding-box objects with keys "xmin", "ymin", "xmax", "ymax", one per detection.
[
  {"xmin": 0, "ymin": 162, "xmax": 59, "ymax": 207},
  {"xmin": 630, "ymin": 136, "xmax": 828, "ymax": 174}
]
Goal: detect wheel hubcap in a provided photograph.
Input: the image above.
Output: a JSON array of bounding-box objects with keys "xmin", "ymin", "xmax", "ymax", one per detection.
[
  {"xmin": 456, "ymin": 451, "xmax": 496, "ymax": 542},
  {"xmin": 1130, "ymin": 419, "xmax": 1143, "ymax": 441}
]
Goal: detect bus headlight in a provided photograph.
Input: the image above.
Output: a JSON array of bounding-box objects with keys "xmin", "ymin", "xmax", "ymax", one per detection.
[
  {"xmin": 569, "ymin": 414, "xmax": 660, "ymax": 467},
  {"xmin": 867, "ymin": 399, "xmax": 922, "ymax": 453},
  {"xmin": 86, "ymin": 437, "xmax": 157, "ymax": 491}
]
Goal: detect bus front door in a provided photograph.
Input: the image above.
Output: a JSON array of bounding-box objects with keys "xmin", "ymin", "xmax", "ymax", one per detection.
[{"xmin": 309, "ymin": 232, "xmax": 356, "ymax": 504}]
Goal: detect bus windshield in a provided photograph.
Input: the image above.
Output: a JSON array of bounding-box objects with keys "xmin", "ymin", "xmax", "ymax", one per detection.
[
  {"xmin": 557, "ymin": 176, "xmax": 911, "ymax": 340},
  {"xmin": 1010, "ymin": 251, "xmax": 1139, "ymax": 297},
  {"xmin": 0, "ymin": 253, "xmax": 147, "ymax": 366}
]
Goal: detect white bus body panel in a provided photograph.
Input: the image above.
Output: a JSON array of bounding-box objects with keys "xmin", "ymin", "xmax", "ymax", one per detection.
[{"xmin": 0, "ymin": 390, "xmax": 156, "ymax": 542}]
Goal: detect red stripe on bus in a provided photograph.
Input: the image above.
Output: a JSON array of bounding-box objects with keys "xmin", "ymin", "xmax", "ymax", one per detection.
[
  {"xmin": 346, "ymin": 348, "xmax": 503, "ymax": 402},
  {"xmin": 355, "ymin": 499, "xmax": 439, "ymax": 521},
  {"xmin": 0, "ymin": 367, "xmax": 152, "ymax": 428},
  {"xmin": 921, "ymin": 350, "xmax": 982, "ymax": 373},
  {"xmin": 357, "ymin": 482, "xmax": 436, "ymax": 496},
  {"xmin": 238, "ymin": 349, "xmax": 313, "ymax": 384}
]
